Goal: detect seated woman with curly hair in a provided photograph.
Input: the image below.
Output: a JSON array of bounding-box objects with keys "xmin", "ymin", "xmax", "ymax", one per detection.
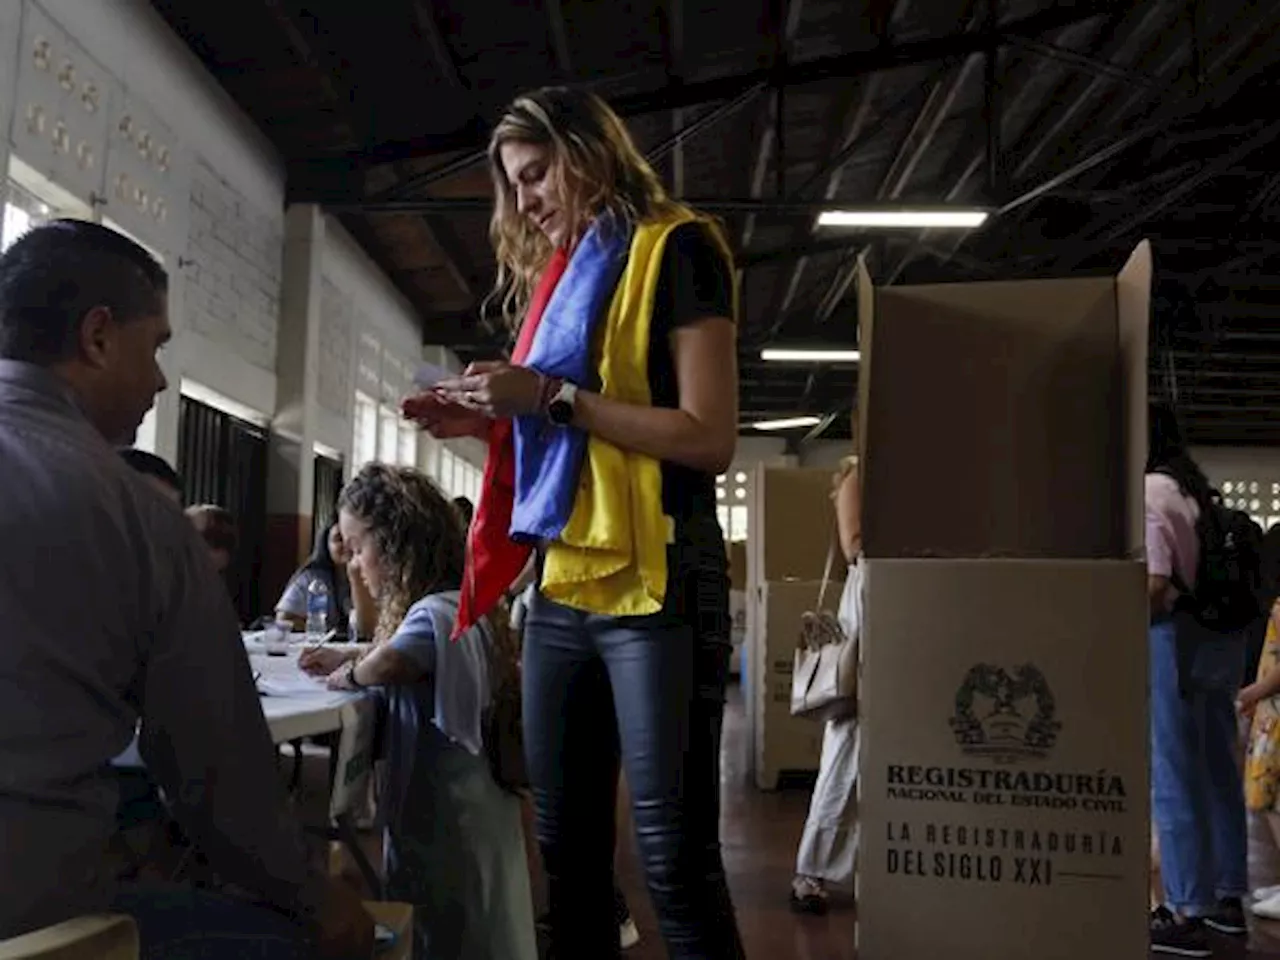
[{"xmin": 299, "ymin": 464, "xmax": 536, "ymax": 960}]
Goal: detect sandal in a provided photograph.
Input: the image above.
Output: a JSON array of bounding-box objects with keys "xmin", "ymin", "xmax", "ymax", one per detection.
[{"xmin": 790, "ymin": 876, "xmax": 829, "ymax": 915}]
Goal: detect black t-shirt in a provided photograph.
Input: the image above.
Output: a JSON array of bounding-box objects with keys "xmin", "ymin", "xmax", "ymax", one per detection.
[{"xmin": 647, "ymin": 222, "xmax": 735, "ymax": 520}]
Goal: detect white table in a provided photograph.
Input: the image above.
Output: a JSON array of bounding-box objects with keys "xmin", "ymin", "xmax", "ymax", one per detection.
[{"xmin": 247, "ymin": 645, "xmax": 365, "ymax": 744}]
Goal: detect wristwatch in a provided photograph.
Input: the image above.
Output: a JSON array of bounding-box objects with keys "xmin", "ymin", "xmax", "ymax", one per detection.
[
  {"xmin": 346, "ymin": 659, "xmax": 366, "ymax": 690},
  {"xmin": 546, "ymin": 380, "xmax": 578, "ymax": 426}
]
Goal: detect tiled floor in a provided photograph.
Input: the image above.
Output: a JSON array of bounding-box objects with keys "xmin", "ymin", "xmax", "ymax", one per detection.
[{"xmin": 306, "ymin": 681, "xmax": 1280, "ymax": 957}]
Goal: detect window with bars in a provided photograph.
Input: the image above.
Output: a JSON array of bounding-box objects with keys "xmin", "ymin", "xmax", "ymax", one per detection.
[
  {"xmin": 2, "ymin": 158, "xmax": 95, "ymax": 252},
  {"xmin": 436, "ymin": 446, "xmax": 482, "ymax": 501},
  {"xmin": 397, "ymin": 422, "xmax": 418, "ymax": 468},
  {"xmin": 177, "ymin": 395, "xmax": 268, "ymax": 625},
  {"xmin": 715, "ymin": 470, "xmax": 750, "ymax": 542},
  {"xmin": 352, "ymin": 392, "xmax": 377, "ymax": 467},
  {"xmin": 379, "ymin": 406, "xmax": 399, "ymax": 465},
  {"xmin": 312, "ymin": 454, "xmax": 344, "ymax": 550}
]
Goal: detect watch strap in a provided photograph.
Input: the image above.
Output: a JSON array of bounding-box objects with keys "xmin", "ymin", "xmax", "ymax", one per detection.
[{"xmin": 538, "ymin": 375, "xmax": 564, "ymax": 416}]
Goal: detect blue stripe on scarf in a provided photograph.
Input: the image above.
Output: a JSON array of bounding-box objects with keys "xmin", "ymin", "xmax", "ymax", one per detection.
[{"xmin": 510, "ymin": 217, "xmax": 631, "ymax": 542}]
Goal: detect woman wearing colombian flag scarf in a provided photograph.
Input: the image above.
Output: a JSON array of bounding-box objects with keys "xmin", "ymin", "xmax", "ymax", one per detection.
[{"xmin": 405, "ymin": 87, "xmax": 745, "ymax": 958}]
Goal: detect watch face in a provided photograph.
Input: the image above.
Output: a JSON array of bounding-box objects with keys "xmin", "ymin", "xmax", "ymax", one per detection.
[{"xmin": 548, "ymin": 400, "xmax": 572, "ymax": 425}]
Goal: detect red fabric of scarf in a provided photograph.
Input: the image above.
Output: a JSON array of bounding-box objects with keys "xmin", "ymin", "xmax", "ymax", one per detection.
[{"xmin": 454, "ymin": 248, "xmax": 570, "ymax": 637}]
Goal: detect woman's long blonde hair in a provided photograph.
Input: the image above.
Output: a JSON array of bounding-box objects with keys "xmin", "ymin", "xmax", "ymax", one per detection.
[{"xmin": 485, "ymin": 86, "xmax": 682, "ymax": 329}]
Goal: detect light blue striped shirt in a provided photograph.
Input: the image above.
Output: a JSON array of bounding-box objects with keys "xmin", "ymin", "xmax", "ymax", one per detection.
[{"xmin": 0, "ymin": 361, "xmax": 324, "ymax": 938}]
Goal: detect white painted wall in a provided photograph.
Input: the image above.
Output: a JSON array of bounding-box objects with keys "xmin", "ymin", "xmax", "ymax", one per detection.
[{"xmin": 0, "ymin": 0, "xmax": 474, "ymax": 490}]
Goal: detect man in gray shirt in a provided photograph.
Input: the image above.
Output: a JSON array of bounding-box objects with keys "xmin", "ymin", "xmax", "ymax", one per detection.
[{"xmin": 0, "ymin": 221, "xmax": 371, "ymax": 958}]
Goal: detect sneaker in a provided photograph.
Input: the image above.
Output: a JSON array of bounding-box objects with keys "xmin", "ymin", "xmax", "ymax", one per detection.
[
  {"xmin": 619, "ymin": 917, "xmax": 640, "ymax": 950},
  {"xmin": 1253, "ymin": 888, "xmax": 1280, "ymax": 921},
  {"xmin": 1203, "ymin": 896, "xmax": 1247, "ymax": 935},
  {"xmin": 1254, "ymin": 884, "xmax": 1280, "ymax": 903},
  {"xmin": 789, "ymin": 876, "xmax": 829, "ymax": 916},
  {"xmin": 1150, "ymin": 906, "xmax": 1211, "ymax": 958}
]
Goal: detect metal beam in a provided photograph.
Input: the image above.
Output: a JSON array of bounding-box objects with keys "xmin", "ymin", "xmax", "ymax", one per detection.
[
  {"xmin": 881, "ymin": 7, "xmax": 1139, "ymax": 283},
  {"xmin": 326, "ymin": 197, "xmax": 994, "ymax": 215},
  {"xmin": 663, "ymin": 0, "xmax": 685, "ymax": 196},
  {"xmin": 807, "ymin": 4, "xmax": 983, "ymax": 324},
  {"xmin": 1003, "ymin": 33, "xmax": 1158, "ymax": 90},
  {"xmin": 1007, "ymin": 4, "xmax": 1167, "ymax": 183},
  {"xmin": 291, "ymin": 0, "xmax": 1127, "ymax": 168},
  {"xmin": 261, "ymin": 0, "xmax": 366, "ymax": 141},
  {"xmin": 739, "ymin": 0, "xmax": 806, "ymax": 248},
  {"xmin": 1093, "ymin": 118, "xmax": 1280, "ymax": 247},
  {"xmin": 545, "ymin": 0, "xmax": 574, "ymax": 77},
  {"xmin": 308, "ymin": 83, "xmax": 765, "ymax": 207},
  {"xmin": 646, "ymin": 85, "xmax": 768, "ymax": 167},
  {"xmin": 410, "ymin": 0, "xmax": 469, "ymax": 91},
  {"xmin": 990, "ymin": 32, "xmax": 1280, "ymax": 224}
]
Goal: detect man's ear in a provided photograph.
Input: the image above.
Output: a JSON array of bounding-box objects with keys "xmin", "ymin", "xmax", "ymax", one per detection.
[{"xmin": 76, "ymin": 305, "xmax": 114, "ymax": 369}]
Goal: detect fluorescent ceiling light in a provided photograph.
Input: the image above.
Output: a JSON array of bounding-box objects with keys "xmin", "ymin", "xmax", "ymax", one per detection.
[
  {"xmin": 750, "ymin": 416, "xmax": 823, "ymax": 431},
  {"xmin": 313, "ymin": 441, "xmax": 343, "ymax": 461},
  {"xmin": 761, "ymin": 348, "xmax": 861, "ymax": 363},
  {"xmin": 817, "ymin": 209, "xmax": 988, "ymax": 229}
]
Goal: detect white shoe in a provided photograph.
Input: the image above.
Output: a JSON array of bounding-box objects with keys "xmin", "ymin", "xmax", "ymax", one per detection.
[
  {"xmin": 619, "ymin": 918, "xmax": 640, "ymax": 950},
  {"xmin": 1253, "ymin": 884, "xmax": 1280, "ymax": 903},
  {"xmin": 1251, "ymin": 890, "xmax": 1280, "ymax": 921}
]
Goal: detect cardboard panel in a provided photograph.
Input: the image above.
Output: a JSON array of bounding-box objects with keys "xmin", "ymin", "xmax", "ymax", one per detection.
[
  {"xmin": 748, "ymin": 466, "xmax": 844, "ymax": 585},
  {"xmin": 862, "ymin": 277, "xmax": 1120, "ymax": 559},
  {"xmin": 858, "ymin": 559, "xmax": 1148, "ymax": 960},
  {"xmin": 752, "ymin": 580, "xmax": 833, "ymax": 788},
  {"xmin": 1117, "ymin": 242, "xmax": 1152, "ymax": 558},
  {"xmin": 856, "ymin": 254, "xmax": 873, "ymax": 475}
]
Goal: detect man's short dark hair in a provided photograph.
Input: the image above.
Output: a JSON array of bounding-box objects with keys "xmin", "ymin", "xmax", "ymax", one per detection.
[
  {"xmin": 119, "ymin": 448, "xmax": 182, "ymax": 496},
  {"xmin": 0, "ymin": 219, "xmax": 168, "ymax": 364}
]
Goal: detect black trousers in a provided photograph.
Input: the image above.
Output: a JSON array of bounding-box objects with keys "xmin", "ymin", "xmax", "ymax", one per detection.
[{"xmin": 523, "ymin": 514, "xmax": 745, "ymax": 959}]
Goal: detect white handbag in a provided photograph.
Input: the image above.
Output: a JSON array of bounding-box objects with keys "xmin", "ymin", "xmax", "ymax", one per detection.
[{"xmin": 790, "ymin": 536, "xmax": 858, "ymax": 722}]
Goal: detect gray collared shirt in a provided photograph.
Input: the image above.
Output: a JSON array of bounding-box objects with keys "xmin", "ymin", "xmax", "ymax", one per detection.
[{"xmin": 0, "ymin": 361, "xmax": 323, "ymax": 938}]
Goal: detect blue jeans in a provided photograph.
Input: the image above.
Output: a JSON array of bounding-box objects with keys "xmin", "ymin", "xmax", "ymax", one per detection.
[
  {"xmin": 1150, "ymin": 618, "xmax": 1248, "ymax": 915},
  {"xmin": 111, "ymin": 886, "xmax": 312, "ymax": 959},
  {"xmin": 523, "ymin": 515, "xmax": 744, "ymax": 959}
]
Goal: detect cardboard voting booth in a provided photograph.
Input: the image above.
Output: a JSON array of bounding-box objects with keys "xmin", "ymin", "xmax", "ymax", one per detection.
[
  {"xmin": 855, "ymin": 244, "xmax": 1152, "ymax": 960},
  {"xmin": 744, "ymin": 466, "xmax": 846, "ymax": 788}
]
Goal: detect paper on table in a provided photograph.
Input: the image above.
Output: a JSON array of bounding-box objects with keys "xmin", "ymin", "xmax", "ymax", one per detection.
[{"xmin": 257, "ymin": 675, "xmax": 331, "ymax": 698}]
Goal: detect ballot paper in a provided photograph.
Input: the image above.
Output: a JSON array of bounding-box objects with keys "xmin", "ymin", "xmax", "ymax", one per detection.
[
  {"xmin": 256, "ymin": 675, "xmax": 330, "ymax": 698},
  {"xmin": 413, "ymin": 362, "xmax": 453, "ymax": 389}
]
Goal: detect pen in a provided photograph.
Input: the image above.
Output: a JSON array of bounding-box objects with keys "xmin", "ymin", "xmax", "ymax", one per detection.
[{"xmin": 306, "ymin": 628, "xmax": 339, "ymax": 653}]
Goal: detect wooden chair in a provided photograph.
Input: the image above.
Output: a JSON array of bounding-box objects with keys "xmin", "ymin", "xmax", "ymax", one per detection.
[{"xmin": 0, "ymin": 915, "xmax": 138, "ymax": 960}]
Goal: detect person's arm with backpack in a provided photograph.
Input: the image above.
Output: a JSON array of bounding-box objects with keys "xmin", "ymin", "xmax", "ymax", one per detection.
[
  {"xmin": 1146, "ymin": 478, "xmax": 1182, "ymax": 620},
  {"xmin": 1238, "ymin": 601, "xmax": 1280, "ymax": 718}
]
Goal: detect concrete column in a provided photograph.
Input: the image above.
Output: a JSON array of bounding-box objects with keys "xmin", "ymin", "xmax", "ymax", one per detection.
[{"xmin": 262, "ymin": 203, "xmax": 325, "ymax": 605}]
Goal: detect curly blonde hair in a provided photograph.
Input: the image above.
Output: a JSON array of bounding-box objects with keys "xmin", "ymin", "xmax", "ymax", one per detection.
[
  {"xmin": 485, "ymin": 86, "xmax": 685, "ymax": 329},
  {"xmin": 337, "ymin": 464, "xmax": 521, "ymax": 682},
  {"xmin": 337, "ymin": 465, "xmax": 465, "ymax": 643}
]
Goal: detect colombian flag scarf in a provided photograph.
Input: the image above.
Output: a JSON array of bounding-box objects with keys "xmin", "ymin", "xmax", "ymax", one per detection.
[{"xmin": 455, "ymin": 209, "xmax": 735, "ymax": 637}]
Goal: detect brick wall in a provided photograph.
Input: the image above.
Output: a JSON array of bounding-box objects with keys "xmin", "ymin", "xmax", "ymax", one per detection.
[
  {"xmin": 185, "ymin": 159, "xmax": 283, "ymax": 372},
  {"xmin": 318, "ymin": 276, "xmax": 353, "ymax": 416}
]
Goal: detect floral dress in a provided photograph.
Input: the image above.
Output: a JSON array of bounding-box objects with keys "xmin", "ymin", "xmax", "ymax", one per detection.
[{"xmin": 1245, "ymin": 608, "xmax": 1280, "ymax": 813}]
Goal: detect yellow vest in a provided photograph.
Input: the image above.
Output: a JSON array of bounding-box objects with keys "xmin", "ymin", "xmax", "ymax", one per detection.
[{"xmin": 540, "ymin": 209, "xmax": 736, "ymax": 616}]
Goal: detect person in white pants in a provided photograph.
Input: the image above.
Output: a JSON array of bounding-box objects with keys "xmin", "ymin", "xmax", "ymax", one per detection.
[{"xmin": 791, "ymin": 459, "xmax": 861, "ymax": 914}]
